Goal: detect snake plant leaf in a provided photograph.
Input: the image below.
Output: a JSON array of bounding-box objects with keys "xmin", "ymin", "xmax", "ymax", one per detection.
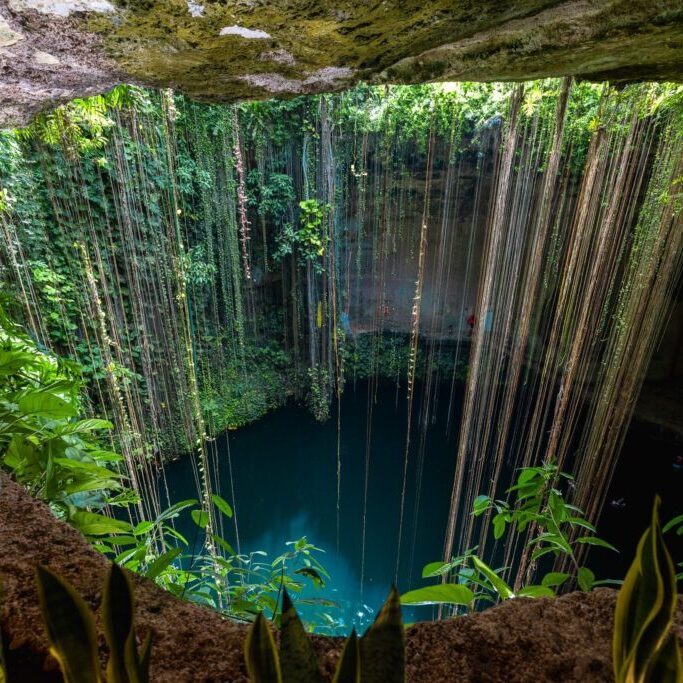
[
  {"xmin": 244, "ymin": 612, "xmax": 282, "ymax": 683},
  {"xmin": 613, "ymin": 496, "xmax": 680, "ymax": 683},
  {"xmin": 360, "ymin": 586, "xmax": 404, "ymax": 683},
  {"xmin": 35, "ymin": 565, "xmax": 101, "ymax": 683},
  {"xmin": 279, "ymin": 589, "xmax": 323, "ymax": 683},
  {"xmin": 103, "ymin": 562, "xmax": 145, "ymax": 683},
  {"xmin": 137, "ymin": 632, "xmax": 153, "ymax": 683},
  {"xmin": 647, "ymin": 632, "xmax": 683, "ymax": 683},
  {"xmin": 333, "ymin": 629, "xmax": 360, "ymax": 683}
]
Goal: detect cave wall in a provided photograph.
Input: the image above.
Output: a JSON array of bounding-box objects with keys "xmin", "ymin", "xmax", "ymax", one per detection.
[
  {"xmin": 1, "ymin": 0, "xmax": 683, "ymax": 127},
  {"xmin": 347, "ymin": 148, "xmax": 490, "ymax": 339}
]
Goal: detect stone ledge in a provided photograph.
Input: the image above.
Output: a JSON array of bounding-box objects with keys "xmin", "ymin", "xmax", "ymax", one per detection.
[
  {"xmin": 1, "ymin": 1, "xmax": 683, "ymax": 127},
  {"xmin": 1, "ymin": 473, "xmax": 682, "ymax": 681}
]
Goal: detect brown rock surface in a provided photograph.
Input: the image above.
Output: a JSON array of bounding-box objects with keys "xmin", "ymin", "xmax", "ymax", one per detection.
[
  {"xmin": 1, "ymin": 0, "xmax": 683, "ymax": 127},
  {"xmin": 1, "ymin": 473, "xmax": 682, "ymax": 682}
]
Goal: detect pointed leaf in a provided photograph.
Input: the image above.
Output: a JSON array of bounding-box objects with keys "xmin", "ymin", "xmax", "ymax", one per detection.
[
  {"xmin": 103, "ymin": 563, "xmax": 134, "ymax": 683},
  {"xmin": 244, "ymin": 612, "xmax": 281, "ymax": 683},
  {"xmin": 471, "ymin": 556, "xmax": 514, "ymax": 600},
  {"xmin": 191, "ymin": 509, "xmax": 209, "ymax": 529},
  {"xmin": 35, "ymin": 565, "xmax": 101, "ymax": 683},
  {"xmin": 211, "ymin": 494, "xmax": 233, "ymax": 518},
  {"xmin": 333, "ymin": 630, "xmax": 360, "ymax": 683},
  {"xmin": 360, "ymin": 587, "xmax": 404, "ymax": 683},
  {"xmin": 279, "ymin": 589, "xmax": 322, "ymax": 683},
  {"xmin": 613, "ymin": 497, "xmax": 679, "ymax": 683}
]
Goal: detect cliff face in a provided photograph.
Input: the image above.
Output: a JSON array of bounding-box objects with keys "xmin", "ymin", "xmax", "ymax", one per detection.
[
  {"xmin": 1, "ymin": 0, "xmax": 683, "ymax": 126},
  {"xmin": 2, "ymin": 473, "xmax": 682, "ymax": 682}
]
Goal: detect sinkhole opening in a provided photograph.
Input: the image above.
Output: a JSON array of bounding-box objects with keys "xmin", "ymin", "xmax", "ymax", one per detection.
[{"xmin": 1, "ymin": 79, "xmax": 682, "ymax": 638}]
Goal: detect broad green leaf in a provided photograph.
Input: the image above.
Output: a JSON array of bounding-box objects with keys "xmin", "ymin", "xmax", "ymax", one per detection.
[
  {"xmin": 361, "ymin": 587, "xmax": 404, "ymax": 683},
  {"xmin": 421, "ymin": 561, "xmax": 452, "ymax": 578},
  {"xmin": 472, "ymin": 495, "xmax": 490, "ymax": 516},
  {"xmin": 575, "ymin": 536, "xmax": 618, "ymax": 552},
  {"xmin": 294, "ymin": 567, "xmax": 325, "ymax": 588},
  {"xmin": 35, "ymin": 565, "xmax": 101, "ymax": 683},
  {"xmin": 541, "ymin": 572, "xmax": 570, "ymax": 588},
  {"xmin": 0, "ymin": 350, "xmax": 36, "ymax": 375},
  {"xmin": 577, "ymin": 567, "xmax": 595, "ymax": 592},
  {"xmin": 133, "ymin": 521, "xmax": 154, "ymax": 536},
  {"xmin": 279, "ymin": 589, "xmax": 323, "ymax": 683},
  {"xmin": 471, "ymin": 556, "xmax": 514, "ymax": 600},
  {"xmin": 244, "ymin": 612, "xmax": 282, "ymax": 683},
  {"xmin": 18, "ymin": 391, "xmax": 77, "ymax": 417},
  {"xmin": 211, "ymin": 494, "xmax": 233, "ymax": 518},
  {"xmin": 517, "ymin": 585, "xmax": 555, "ymax": 598},
  {"xmin": 153, "ymin": 499, "xmax": 197, "ymax": 526},
  {"xmin": 70, "ymin": 511, "xmax": 132, "ymax": 536},
  {"xmin": 493, "ymin": 513, "xmax": 506, "ymax": 540},
  {"xmin": 58, "ymin": 419, "xmax": 113, "ymax": 435},
  {"xmin": 191, "ymin": 509, "xmax": 209, "ymax": 529},
  {"xmin": 145, "ymin": 548, "xmax": 182, "ymax": 581},
  {"xmin": 333, "ymin": 630, "xmax": 360, "ymax": 683},
  {"xmin": 400, "ymin": 584, "xmax": 474, "ymax": 606},
  {"xmin": 566, "ymin": 517, "xmax": 597, "ymax": 532}
]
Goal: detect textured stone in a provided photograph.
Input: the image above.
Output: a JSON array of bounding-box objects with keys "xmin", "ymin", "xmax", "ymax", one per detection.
[
  {"xmin": 2, "ymin": 473, "xmax": 683, "ymax": 682},
  {"xmin": 0, "ymin": 1, "xmax": 682, "ymax": 126}
]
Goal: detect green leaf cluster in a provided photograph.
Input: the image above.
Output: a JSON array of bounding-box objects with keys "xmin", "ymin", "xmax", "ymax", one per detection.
[
  {"xmin": 245, "ymin": 587, "xmax": 404, "ymax": 683},
  {"xmin": 613, "ymin": 498, "xmax": 682, "ymax": 683},
  {"xmin": 35, "ymin": 563, "xmax": 151, "ymax": 683}
]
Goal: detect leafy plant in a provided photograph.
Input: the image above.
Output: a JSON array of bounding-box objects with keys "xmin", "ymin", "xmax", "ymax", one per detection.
[
  {"xmin": 403, "ymin": 462, "xmax": 617, "ymax": 610},
  {"xmin": 0, "ymin": 300, "xmax": 128, "ymax": 538},
  {"xmin": 613, "ymin": 497, "xmax": 682, "ymax": 683},
  {"xmin": 35, "ymin": 563, "xmax": 151, "ymax": 683},
  {"xmin": 245, "ymin": 587, "xmax": 404, "ymax": 683}
]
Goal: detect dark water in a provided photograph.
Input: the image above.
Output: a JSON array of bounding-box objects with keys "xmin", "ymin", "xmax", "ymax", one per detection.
[
  {"xmin": 163, "ymin": 379, "xmax": 460, "ymax": 629},
  {"xmin": 162, "ymin": 379, "xmax": 683, "ymax": 630}
]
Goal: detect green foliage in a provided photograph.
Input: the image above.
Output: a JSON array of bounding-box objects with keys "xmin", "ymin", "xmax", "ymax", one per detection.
[
  {"xmin": 472, "ymin": 460, "xmax": 616, "ymax": 589},
  {"xmin": 0, "ymin": 301, "xmax": 127, "ymax": 537},
  {"xmin": 245, "ymin": 612, "xmax": 282, "ymax": 683},
  {"xmin": 279, "ymin": 590, "xmax": 323, "ymax": 683},
  {"xmin": 613, "ymin": 498, "xmax": 682, "ymax": 683},
  {"xmin": 244, "ymin": 587, "xmax": 404, "ymax": 683},
  {"xmin": 35, "ymin": 563, "xmax": 151, "ymax": 683},
  {"xmin": 404, "ymin": 462, "xmax": 617, "ymax": 611}
]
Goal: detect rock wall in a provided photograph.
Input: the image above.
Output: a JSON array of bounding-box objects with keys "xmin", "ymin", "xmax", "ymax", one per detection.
[
  {"xmin": 1, "ymin": 0, "xmax": 683, "ymax": 126},
  {"xmin": 2, "ymin": 473, "xmax": 683, "ymax": 682}
]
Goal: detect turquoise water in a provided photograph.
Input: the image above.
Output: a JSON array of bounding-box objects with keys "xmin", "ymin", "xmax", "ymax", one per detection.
[
  {"xmin": 162, "ymin": 379, "xmax": 461, "ymax": 630},
  {"xmin": 161, "ymin": 378, "xmax": 683, "ymax": 631}
]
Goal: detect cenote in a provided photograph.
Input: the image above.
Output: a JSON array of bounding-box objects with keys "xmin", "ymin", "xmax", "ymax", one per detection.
[
  {"xmin": 162, "ymin": 377, "xmax": 462, "ymax": 630},
  {"xmin": 1, "ymin": 70, "xmax": 682, "ymax": 682},
  {"xmin": 160, "ymin": 374, "xmax": 683, "ymax": 631}
]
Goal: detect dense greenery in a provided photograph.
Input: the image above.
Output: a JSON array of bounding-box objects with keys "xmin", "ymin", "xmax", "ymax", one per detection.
[
  {"xmin": 0, "ymin": 306, "xmax": 335, "ymax": 628},
  {"xmin": 1, "ymin": 79, "xmax": 633, "ymax": 462},
  {"xmin": 1, "ymin": 79, "xmax": 682, "ymax": 645}
]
